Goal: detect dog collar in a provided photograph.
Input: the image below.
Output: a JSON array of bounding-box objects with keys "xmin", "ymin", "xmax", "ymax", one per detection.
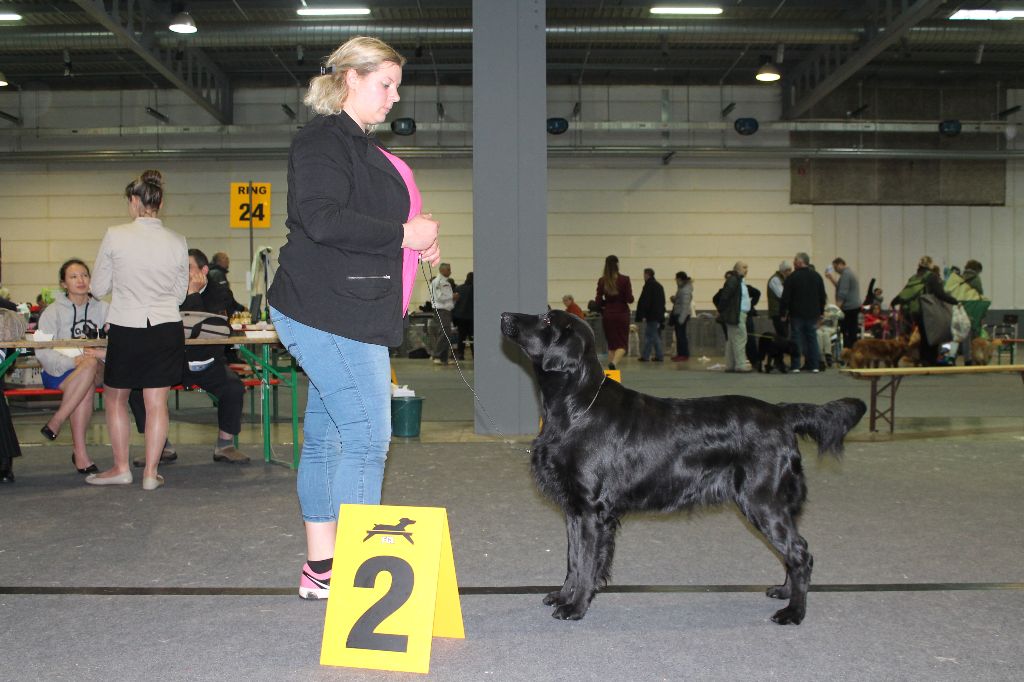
[{"xmin": 582, "ymin": 375, "xmax": 607, "ymax": 414}]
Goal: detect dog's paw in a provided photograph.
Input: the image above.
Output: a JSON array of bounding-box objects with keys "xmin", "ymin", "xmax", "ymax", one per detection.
[
  {"xmin": 770, "ymin": 606, "xmax": 805, "ymax": 625},
  {"xmin": 551, "ymin": 603, "xmax": 588, "ymax": 620},
  {"xmin": 543, "ymin": 590, "xmax": 568, "ymax": 606},
  {"xmin": 766, "ymin": 584, "xmax": 791, "ymax": 600}
]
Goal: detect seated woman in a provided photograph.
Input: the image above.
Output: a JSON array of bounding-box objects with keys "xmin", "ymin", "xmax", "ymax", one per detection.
[{"xmin": 36, "ymin": 259, "xmax": 108, "ymax": 474}]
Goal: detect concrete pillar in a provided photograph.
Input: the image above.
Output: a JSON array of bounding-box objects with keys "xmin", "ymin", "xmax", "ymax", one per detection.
[{"xmin": 472, "ymin": 0, "xmax": 547, "ymax": 435}]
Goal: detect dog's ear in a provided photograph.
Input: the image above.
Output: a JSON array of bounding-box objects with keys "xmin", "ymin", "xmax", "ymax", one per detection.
[{"xmin": 541, "ymin": 327, "xmax": 584, "ymax": 373}]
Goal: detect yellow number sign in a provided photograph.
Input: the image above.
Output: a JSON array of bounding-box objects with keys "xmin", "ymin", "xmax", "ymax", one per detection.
[
  {"xmin": 229, "ymin": 182, "xmax": 271, "ymax": 228},
  {"xmin": 320, "ymin": 504, "xmax": 464, "ymax": 674}
]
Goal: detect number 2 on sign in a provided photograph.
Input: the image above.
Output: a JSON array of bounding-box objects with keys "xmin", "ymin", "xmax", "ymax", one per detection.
[{"xmin": 346, "ymin": 556, "xmax": 415, "ymax": 653}]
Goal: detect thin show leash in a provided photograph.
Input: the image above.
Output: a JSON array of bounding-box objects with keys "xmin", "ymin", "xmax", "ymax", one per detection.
[
  {"xmin": 417, "ymin": 262, "xmax": 607, "ymax": 456},
  {"xmin": 418, "ymin": 261, "xmax": 528, "ymax": 454}
]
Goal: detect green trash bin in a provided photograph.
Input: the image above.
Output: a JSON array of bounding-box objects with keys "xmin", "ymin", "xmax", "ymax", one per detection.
[{"xmin": 391, "ymin": 396, "xmax": 425, "ymax": 438}]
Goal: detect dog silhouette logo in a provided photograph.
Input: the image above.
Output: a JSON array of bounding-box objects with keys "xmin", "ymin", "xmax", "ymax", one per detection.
[{"xmin": 363, "ymin": 517, "xmax": 416, "ymax": 544}]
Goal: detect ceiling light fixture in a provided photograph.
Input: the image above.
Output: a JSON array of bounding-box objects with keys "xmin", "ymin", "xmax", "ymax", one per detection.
[
  {"xmin": 650, "ymin": 6, "xmax": 723, "ymax": 15},
  {"xmin": 755, "ymin": 60, "xmax": 781, "ymax": 83},
  {"xmin": 0, "ymin": 70, "xmax": 8, "ymax": 87},
  {"xmin": 296, "ymin": 7, "xmax": 371, "ymax": 16},
  {"xmin": 169, "ymin": 11, "xmax": 198, "ymax": 34},
  {"xmin": 950, "ymin": 9, "xmax": 1024, "ymax": 20},
  {"xmin": 0, "ymin": 13, "xmax": 23, "ymax": 21}
]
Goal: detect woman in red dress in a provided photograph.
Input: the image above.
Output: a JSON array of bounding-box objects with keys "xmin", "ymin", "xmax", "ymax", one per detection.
[{"xmin": 595, "ymin": 254, "xmax": 634, "ymax": 369}]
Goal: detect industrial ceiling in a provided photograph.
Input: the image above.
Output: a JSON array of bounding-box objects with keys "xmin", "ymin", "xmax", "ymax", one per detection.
[{"xmin": 1, "ymin": 0, "xmax": 1024, "ymax": 125}]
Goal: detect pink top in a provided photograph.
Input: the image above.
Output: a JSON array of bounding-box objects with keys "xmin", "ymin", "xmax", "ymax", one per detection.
[{"xmin": 378, "ymin": 147, "xmax": 422, "ymax": 317}]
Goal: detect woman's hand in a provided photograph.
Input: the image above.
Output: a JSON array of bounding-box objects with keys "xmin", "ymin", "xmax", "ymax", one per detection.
[
  {"xmin": 83, "ymin": 347, "xmax": 106, "ymax": 360},
  {"xmin": 403, "ymin": 213, "xmax": 439, "ymax": 247}
]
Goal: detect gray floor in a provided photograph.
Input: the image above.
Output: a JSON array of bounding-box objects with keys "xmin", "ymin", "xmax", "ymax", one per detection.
[{"xmin": 2, "ymin": 357, "xmax": 1023, "ymax": 680}]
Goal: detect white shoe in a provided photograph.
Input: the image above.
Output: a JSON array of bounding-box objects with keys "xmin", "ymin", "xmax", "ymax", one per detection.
[
  {"xmin": 85, "ymin": 471, "xmax": 133, "ymax": 486},
  {"xmin": 142, "ymin": 474, "xmax": 164, "ymax": 491}
]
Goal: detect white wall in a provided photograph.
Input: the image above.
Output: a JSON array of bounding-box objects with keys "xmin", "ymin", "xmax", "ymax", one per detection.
[{"xmin": 1, "ymin": 85, "xmax": 1021, "ymax": 315}]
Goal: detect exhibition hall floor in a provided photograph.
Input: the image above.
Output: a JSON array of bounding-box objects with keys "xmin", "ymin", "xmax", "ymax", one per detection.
[{"xmin": 2, "ymin": 358, "xmax": 1022, "ymax": 681}]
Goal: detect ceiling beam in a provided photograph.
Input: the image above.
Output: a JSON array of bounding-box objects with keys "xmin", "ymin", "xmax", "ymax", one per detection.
[
  {"xmin": 784, "ymin": 0, "xmax": 947, "ymax": 120},
  {"xmin": 69, "ymin": 0, "xmax": 233, "ymax": 124}
]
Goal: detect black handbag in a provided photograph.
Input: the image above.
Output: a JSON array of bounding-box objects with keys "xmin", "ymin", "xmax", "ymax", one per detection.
[{"xmin": 919, "ymin": 294, "xmax": 952, "ymax": 345}]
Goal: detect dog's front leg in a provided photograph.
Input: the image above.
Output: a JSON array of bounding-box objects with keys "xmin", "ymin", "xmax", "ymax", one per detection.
[
  {"xmin": 544, "ymin": 513, "xmax": 582, "ymax": 607},
  {"xmin": 551, "ymin": 512, "xmax": 617, "ymax": 620}
]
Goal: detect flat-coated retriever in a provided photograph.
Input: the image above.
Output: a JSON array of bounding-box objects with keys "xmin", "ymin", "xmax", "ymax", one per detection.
[
  {"xmin": 500, "ymin": 310, "xmax": 866, "ymax": 625},
  {"xmin": 755, "ymin": 332, "xmax": 799, "ymax": 373}
]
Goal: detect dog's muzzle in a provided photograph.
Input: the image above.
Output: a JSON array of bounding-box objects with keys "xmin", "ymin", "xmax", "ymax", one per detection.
[{"xmin": 500, "ymin": 312, "xmax": 518, "ymax": 338}]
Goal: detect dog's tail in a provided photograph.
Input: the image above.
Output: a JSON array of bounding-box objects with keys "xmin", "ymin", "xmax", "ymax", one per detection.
[{"xmin": 781, "ymin": 398, "xmax": 867, "ymax": 456}]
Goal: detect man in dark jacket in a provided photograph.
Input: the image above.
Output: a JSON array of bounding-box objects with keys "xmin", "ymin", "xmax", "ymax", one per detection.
[
  {"xmin": 208, "ymin": 252, "xmax": 246, "ymax": 316},
  {"xmin": 780, "ymin": 252, "xmax": 827, "ymax": 372},
  {"xmin": 635, "ymin": 268, "xmax": 667, "ymax": 361},
  {"xmin": 129, "ymin": 248, "xmax": 249, "ymax": 465}
]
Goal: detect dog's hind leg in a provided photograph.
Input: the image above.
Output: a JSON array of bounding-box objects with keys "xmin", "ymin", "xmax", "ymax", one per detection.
[
  {"xmin": 544, "ymin": 513, "xmax": 582, "ymax": 608},
  {"xmin": 551, "ymin": 512, "xmax": 618, "ymax": 620},
  {"xmin": 740, "ymin": 501, "xmax": 813, "ymax": 625}
]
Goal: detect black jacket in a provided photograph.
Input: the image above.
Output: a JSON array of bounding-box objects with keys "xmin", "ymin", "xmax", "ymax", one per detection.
[
  {"xmin": 268, "ymin": 112, "xmax": 409, "ymax": 346},
  {"xmin": 714, "ymin": 276, "xmax": 742, "ymax": 326},
  {"xmin": 635, "ymin": 278, "xmax": 666, "ymax": 324},
  {"xmin": 207, "ymin": 266, "xmax": 245, "ymax": 315},
  {"xmin": 780, "ymin": 267, "xmax": 827, "ymax": 319}
]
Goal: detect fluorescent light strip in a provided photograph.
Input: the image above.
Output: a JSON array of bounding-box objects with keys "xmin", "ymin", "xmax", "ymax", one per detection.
[
  {"xmin": 297, "ymin": 7, "xmax": 371, "ymax": 16},
  {"xmin": 650, "ymin": 6, "xmax": 723, "ymax": 15},
  {"xmin": 949, "ymin": 9, "xmax": 1024, "ymax": 20},
  {"xmin": 0, "ymin": 13, "xmax": 25, "ymax": 21}
]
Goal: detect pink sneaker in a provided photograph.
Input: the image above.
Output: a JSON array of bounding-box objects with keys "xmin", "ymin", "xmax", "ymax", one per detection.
[{"xmin": 298, "ymin": 563, "xmax": 331, "ymax": 600}]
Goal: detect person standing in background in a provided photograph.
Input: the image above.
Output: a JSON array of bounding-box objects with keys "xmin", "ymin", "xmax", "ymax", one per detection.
[
  {"xmin": 826, "ymin": 257, "xmax": 861, "ymax": 351},
  {"xmin": 452, "ymin": 271, "xmax": 474, "ymax": 361},
  {"xmin": 781, "ymin": 252, "xmax": 827, "ymax": 373},
  {"xmin": 430, "ymin": 262, "xmax": 456, "ymax": 365},
  {"xmin": 767, "ymin": 261, "xmax": 792, "ymax": 338},
  {"xmin": 267, "ymin": 36, "xmax": 441, "ymax": 601},
  {"xmin": 635, "ymin": 268, "xmax": 666, "ymax": 362},
  {"xmin": 595, "ymin": 255, "xmax": 633, "ymax": 370},
  {"xmin": 669, "ymin": 271, "xmax": 693, "ymax": 361},
  {"xmin": 89, "ymin": 170, "xmax": 188, "ymax": 490},
  {"xmin": 714, "ymin": 261, "xmax": 753, "ymax": 373}
]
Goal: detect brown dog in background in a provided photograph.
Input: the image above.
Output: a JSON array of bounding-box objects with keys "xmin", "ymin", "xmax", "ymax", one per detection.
[
  {"xmin": 971, "ymin": 338, "xmax": 995, "ymax": 365},
  {"xmin": 844, "ymin": 337, "xmax": 907, "ymax": 368}
]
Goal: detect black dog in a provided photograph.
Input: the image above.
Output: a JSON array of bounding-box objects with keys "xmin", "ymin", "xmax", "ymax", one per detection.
[
  {"xmin": 500, "ymin": 310, "xmax": 865, "ymax": 625},
  {"xmin": 756, "ymin": 333, "xmax": 799, "ymax": 373}
]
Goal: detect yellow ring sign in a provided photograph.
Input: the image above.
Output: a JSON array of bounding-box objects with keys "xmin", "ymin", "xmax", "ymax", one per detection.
[
  {"xmin": 230, "ymin": 182, "xmax": 271, "ymax": 228},
  {"xmin": 320, "ymin": 504, "xmax": 465, "ymax": 674}
]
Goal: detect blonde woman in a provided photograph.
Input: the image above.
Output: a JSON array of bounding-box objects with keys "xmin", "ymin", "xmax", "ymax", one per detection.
[{"xmin": 268, "ymin": 37, "xmax": 441, "ymax": 600}]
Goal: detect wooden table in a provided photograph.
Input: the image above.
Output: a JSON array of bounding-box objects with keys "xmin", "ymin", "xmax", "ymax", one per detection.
[
  {"xmin": 1, "ymin": 334, "xmax": 300, "ymax": 468},
  {"xmin": 842, "ymin": 364, "xmax": 1024, "ymax": 433}
]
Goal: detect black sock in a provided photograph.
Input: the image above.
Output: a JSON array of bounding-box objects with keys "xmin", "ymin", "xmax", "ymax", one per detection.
[{"xmin": 308, "ymin": 557, "xmax": 333, "ymax": 574}]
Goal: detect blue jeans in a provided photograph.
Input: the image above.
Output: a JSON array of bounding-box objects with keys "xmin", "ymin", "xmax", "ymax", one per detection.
[
  {"xmin": 270, "ymin": 306, "xmax": 391, "ymax": 522},
  {"xmin": 790, "ymin": 316, "xmax": 820, "ymax": 371},
  {"xmin": 641, "ymin": 321, "xmax": 664, "ymax": 360}
]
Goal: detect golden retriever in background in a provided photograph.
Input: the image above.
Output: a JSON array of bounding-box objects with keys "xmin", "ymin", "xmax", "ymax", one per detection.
[
  {"xmin": 845, "ymin": 337, "xmax": 907, "ymax": 368},
  {"xmin": 901, "ymin": 328, "xmax": 922, "ymax": 366},
  {"xmin": 971, "ymin": 338, "xmax": 995, "ymax": 366}
]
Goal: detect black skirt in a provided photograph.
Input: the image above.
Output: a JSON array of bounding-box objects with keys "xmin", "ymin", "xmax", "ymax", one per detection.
[{"xmin": 104, "ymin": 321, "xmax": 184, "ymax": 389}]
